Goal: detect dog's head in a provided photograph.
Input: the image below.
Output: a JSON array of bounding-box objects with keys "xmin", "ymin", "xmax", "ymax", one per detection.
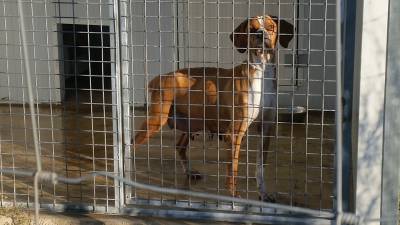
[{"xmin": 230, "ymin": 15, "xmax": 294, "ymax": 53}]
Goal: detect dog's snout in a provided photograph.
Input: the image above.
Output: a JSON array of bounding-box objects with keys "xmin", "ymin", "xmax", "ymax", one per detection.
[
  {"xmin": 264, "ymin": 39, "xmax": 272, "ymax": 48},
  {"xmin": 256, "ymin": 30, "xmax": 264, "ymax": 38},
  {"xmin": 252, "ymin": 30, "xmax": 272, "ymax": 49},
  {"xmin": 255, "ymin": 30, "xmax": 271, "ymax": 42},
  {"xmin": 254, "ymin": 30, "xmax": 271, "ymax": 47}
]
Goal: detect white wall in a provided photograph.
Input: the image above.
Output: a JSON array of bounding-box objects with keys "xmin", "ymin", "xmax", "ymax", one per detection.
[
  {"xmin": 131, "ymin": 0, "xmax": 337, "ymax": 110},
  {"xmin": 0, "ymin": 0, "xmax": 113, "ymax": 103},
  {"xmin": 180, "ymin": 0, "xmax": 336, "ymax": 109},
  {"xmin": 130, "ymin": 1, "xmax": 177, "ymax": 105},
  {"xmin": 0, "ymin": 0, "xmax": 336, "ymax": 110}
]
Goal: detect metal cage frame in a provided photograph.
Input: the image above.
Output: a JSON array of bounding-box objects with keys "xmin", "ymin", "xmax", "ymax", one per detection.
[{"xmin": 0, "ymin": 0, "xmax": 398, "ymax": 224}]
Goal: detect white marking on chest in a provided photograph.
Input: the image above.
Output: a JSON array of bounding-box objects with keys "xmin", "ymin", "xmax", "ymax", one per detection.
[
  {"xmin": 247, "ymin": 69, "xmax": 263, "ymax": 124},
  {"xmin": 257, "ymin": 16, "xmax": 264, "ymax": 29}
]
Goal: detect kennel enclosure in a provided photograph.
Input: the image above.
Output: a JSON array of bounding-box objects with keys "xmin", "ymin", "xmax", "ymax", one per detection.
[{"xmin": 0, "ymin": 0, "xmax": 398, "ymax": 224}]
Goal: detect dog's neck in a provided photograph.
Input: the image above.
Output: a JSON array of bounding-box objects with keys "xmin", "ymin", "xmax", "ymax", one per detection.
[
  {"xmin": 247, "ymin": 50, "xmax": 275, "ymax": 76},
  {"xmin": 246, "ymin": 50, "xmax": 277, "ymax": 94}
]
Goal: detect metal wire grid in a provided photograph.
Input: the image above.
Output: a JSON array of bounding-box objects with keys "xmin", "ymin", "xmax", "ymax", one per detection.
[
  {"xmin": 0, "ymin": 0, "xmax": 119, "ymax": 209},
  {"xmin": 129, "ymin": 0, "xmax": 337, "ymax": 212},
  {"xmin": 0, "ymin": 0, "xmax": 359, "ymax": 224}
]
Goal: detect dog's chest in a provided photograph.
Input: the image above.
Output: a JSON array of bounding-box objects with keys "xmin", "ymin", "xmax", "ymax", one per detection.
[{"xmin": 247, "ymin": 69, "xmax": 263, "ymax": 123}]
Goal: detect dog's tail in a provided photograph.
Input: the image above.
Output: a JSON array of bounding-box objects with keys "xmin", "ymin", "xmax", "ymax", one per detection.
[{"xmin": 133, "ymin": 73, "xmax": 195, "ymax": 149}]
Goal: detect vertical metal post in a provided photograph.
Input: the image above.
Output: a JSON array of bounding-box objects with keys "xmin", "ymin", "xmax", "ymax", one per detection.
[
  {"xmin": 353, "ymin": 0, "xmax": 389, "ymax": 223},
  {"xmin": 111, "ymin": 0, "xmax": 125, "ymax": 210},
  {"xmin": 341, "ymin": 0, "xmax": 358, "ymax": 212},
  {"xmin": 381, "ymin": 0, "xmax": 400, "ymax": 224},
  {"xmin": 119, "ymin": 0, "xmax": 132, "ymax": 201},
  {"xmin": 17, "ymin": 0, "xmax": 42, "ymax": 223},
  {"xmin": 335, "ymin": 0, "xmax": 343, "ymax": 223}
]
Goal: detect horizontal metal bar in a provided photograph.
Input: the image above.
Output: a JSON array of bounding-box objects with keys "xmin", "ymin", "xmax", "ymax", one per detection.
[
  {"xmin": 0, "ymin": 201, "xmax": 334, "ymax": 225},
  {"xmin": 122, "ymin": 206, "xmax": 335, "ymax": 225}
]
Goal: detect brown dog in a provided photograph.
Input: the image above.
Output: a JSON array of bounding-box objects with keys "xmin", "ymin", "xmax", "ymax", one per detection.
[{"xmin": 134, "ymin": 15, "xmax": 293, "ymax": 197}]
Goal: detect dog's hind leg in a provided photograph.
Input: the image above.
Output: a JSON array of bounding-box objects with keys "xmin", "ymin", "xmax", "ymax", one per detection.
[
  {"xmin": 176, "ymin": 133, "xmax": 202, "ymax": 180},
  {"xmin": 134, "ymin": 74, "xmax": 195, "ymax": 149},
  {"xmin": 134, "ymin": 90, "xmax": 173, "ymax": 149}
]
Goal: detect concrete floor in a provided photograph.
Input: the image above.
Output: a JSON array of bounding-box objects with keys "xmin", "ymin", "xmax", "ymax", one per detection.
[
  {"xmin": 0, "ymin": 96, "xmax": 336, "ymax": 218},
  {"xmin": 0, "ymin": 208, "xmax": 246, "ymax": 225}
]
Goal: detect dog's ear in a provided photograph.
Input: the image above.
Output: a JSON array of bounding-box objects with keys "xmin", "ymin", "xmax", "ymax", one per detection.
[
  {"xmin": 271, "ymin": 16, "xmax": 294, "ymax": 48},
  {"xmin": 230, "ymin": 19, "xmax": 249, "ymax": 53}
]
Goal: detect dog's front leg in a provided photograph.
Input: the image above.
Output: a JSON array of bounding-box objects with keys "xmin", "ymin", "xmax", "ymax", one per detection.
[
  {"xmin": 225, "ymin": 110, "xmax": 248, "ymax": 197},
  {"xmin": 225, "ymin": 130, "xmax": 246, "ymax": 197},
  {"xmin": 256, "ymin": 75, "xmax": 277, "ymax": 202},
  {"xmin": 257, "ymin": 107, "xmax": 276, "ymax": 202}
]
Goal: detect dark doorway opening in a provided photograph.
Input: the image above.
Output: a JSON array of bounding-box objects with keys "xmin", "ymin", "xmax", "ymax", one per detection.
[
  {"xmin": 58, "ymin": 24, "xmax": 114, "ymax": 186},
  {"xmin": 59, "ymin": 24, "xmax": 111, "ymax": 104}
]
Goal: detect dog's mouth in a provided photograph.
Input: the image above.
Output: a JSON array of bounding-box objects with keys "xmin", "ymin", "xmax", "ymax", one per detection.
[
  {"xmin": 253, "ymin": 43, "xmax": 273, "ymax": 52},
  {"xmin": 254, "ymin": 39, "xmax": 273, "ymax": 50},
  {"xmin": 253, "ymin": 47, "xmax": 273, "ymax": 63},
  {"xmin": 254, "ymin": 49, "xmax": 270, "ymax": 63},
  {"xmin": 263, "ymin": 38, "xmax": 273, "ymax": 49}
]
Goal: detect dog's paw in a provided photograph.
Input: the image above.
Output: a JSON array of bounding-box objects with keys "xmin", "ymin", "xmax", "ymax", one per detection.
[
  {"xmin": 187, "ymin": 170, "xmax": 202, "ymax": 181},
  {"xmin": 227, "ymin": 191, "xmax": 241, "ymax": 198},
  {"xmin": 259, "ymin": 193, "xmax": 276, "ymax": 203}
]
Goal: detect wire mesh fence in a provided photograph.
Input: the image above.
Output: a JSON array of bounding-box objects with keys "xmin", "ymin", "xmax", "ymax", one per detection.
[
  {"xmin": 128, "ymin": 0, "xmax": 337, "ymax": 211},
  {"xmin": 0, "ymin": 0, "xmax": 391, "ymax": 224},
  {"xmin": 0, "ymin": 0, "xmax": 119, "ymax": 209}
]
